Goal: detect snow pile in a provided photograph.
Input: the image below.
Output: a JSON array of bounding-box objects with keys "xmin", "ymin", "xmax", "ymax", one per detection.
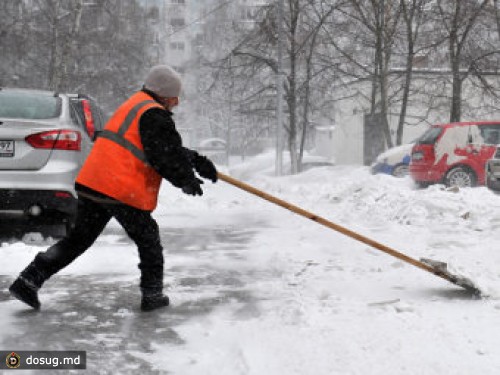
[{"xmin": 146, "ymin": 154, "xmax": 500, "ymax": 374}]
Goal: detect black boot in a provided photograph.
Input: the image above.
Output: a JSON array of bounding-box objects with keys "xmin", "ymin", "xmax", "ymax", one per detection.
[
  {"xmin": 9, "ymin": 277, "xmax": 41, "ymax": 310},
  {"xmin": 141, "ymin": 288, "xmax": 169, "ymax": 312},
  {"xmin": 9, "ymin": 262, "xmax": 48, "ymax": 310},
  {"xmin": 139, "ymin": 263, "xmax": 168, "ymax": 311}
]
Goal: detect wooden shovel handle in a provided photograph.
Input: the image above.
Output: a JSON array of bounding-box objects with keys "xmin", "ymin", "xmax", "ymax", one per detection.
[{"xmin": 218, "ymin": 172, "xmax": 451, "ymax": 281}]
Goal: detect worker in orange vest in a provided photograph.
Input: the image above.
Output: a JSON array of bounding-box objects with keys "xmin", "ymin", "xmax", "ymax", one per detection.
[{"xmin": 9, "ymin": 65, "xmax": 218, "ymax": 312}]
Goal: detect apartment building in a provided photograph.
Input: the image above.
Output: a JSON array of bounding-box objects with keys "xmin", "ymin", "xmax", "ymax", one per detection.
[
  {"xmin": 139, "ymin": 0, "xmax": 268, "ymax": 148},
  {"xmin": 160, "ymin": 0, "xmax": 267, "ymax": 70}
]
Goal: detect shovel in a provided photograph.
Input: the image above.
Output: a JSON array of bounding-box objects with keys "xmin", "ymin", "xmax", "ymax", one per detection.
[{"xmin": 218, "ymin": 172, "xmax": 483, "ymax": 296}]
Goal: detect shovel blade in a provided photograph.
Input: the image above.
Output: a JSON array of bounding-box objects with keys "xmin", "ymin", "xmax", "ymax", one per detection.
[{"xmin": 420, "ymin": 258, "xmax": 483, "ymax": 297}]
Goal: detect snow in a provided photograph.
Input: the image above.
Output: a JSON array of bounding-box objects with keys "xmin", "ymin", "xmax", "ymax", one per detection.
[
  {"xmin": 3, "ymin": 151, "xmax": 500, "ymax": 374},
  {"xmin": 374, "ymin": 143, "xmax": 413, "ymax": 164}
]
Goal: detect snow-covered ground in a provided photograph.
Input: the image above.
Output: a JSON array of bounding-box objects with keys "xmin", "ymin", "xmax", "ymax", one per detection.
[{"xmin": 2, "ymin": 150, "xmax": 500, "ymax": 374}]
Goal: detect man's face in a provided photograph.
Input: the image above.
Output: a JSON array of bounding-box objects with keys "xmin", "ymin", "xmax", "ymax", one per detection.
[{"xmin": 158, "ymin": 96, "xmax": 179, "ymax": 111}]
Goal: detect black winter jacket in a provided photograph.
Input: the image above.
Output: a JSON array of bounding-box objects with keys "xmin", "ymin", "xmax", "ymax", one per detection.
[{"xmin": 139, "ymin": 106, "xmax": 197, "ymax": 188}]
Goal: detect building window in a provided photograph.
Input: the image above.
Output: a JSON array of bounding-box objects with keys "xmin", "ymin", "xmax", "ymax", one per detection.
[
  {"xmin": 170, "ymin": 41, "xmax": 185, "ymax": 51},
  {"xmin": 170, "ymin": 17, "xmax": 186, "ymax": 30},
  {"xmin": 170, "ymin": 0, "xmax": 185, "ymax": 4},
  {"xmin": 240, "ymin": 6, "xmax": 258, "ymax": 21}
]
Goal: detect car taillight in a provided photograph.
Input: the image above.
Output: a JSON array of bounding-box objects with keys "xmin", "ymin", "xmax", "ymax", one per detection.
[
  {"xmin": 412, "ymin": 151, "xmax": 424, "ymax": 161},
  {"xmin": 54, "ymin": 191, "xmax": 73, "ymax": 198},
  {"xmin": 81, "ymin": 99, "xmax": 95, "ymax": 139},
  {"xmin": 26, "ymin": 130, "xmax": 81, "ymax": 151}
]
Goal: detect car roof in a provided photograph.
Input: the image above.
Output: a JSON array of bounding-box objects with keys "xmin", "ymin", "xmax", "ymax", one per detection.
[
  {"xmin": 199, "ymin": 138, "xmax": 227, "ymax": 146},
  {"xmin": 0, "ymin": 87, "xmax": 61, "ymax": 96},
  {"xmin": 433, "ymin": 121, "xmax": 500, "ymax": 128},
  {"xmin": 0, "ymin": 87, "xmax": 85, "ymax": 100}
]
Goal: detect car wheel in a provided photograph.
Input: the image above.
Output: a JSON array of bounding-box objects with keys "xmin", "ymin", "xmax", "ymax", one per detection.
[
  {"xmin": 486, "ymin": 178, "xmax": 500, "ymax": 192},
  {"xmin": 415, "ymin": 181, "xmax": 430, "ymax": 189},
  {"xmin": 444, "ymin": 166, "xmax": 476, "ymax": 188},
  {"xmin": 392, "ymin": 164, "xmax": 409, "ymax": 178}
]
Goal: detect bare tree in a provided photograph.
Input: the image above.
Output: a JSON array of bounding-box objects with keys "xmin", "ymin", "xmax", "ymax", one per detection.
[
  {"xmin": 0, "ymin": 1, "xmax": 32, "ymax": 87},
  {"xmin": 435, "ymin": 0, "xmax": 490, "ymax": 122},
  {"xmin": 346, "ymin": 0, "xmax": 402, "ymax": 148},
  {"xmin": 494, "ymin": 0, "xmax": 500, "ymax": 40},
  {"xmin": 40, "ymin": 0, "xmax": 85, "ymax": 91},
  {"xmin": 189, "ymin": 1, "xmax": 276, "ymax": 159},
  {"xmin": 0, "ymin": 0, "xmax": 155, "ymax": 112},
  {"xmin": 395, "ymin": 0, "xmax": 433, "ymax": 145},
  {"xmin": 318, "ymin": 1, "xmax": 403, "ymax": 150},
  {"xmin": 222, "ymin": 0, "xmax": 342, "ymax": 173}
]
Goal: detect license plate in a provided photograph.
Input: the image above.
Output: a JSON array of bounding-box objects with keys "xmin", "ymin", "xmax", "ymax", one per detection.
[{"xmin": 0, "ymin": 140, "xmax": 14, "ymax": 157}]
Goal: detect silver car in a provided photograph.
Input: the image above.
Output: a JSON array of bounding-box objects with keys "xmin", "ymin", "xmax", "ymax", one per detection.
[
  {"xmin": 0, "ymin": 88, "xmax": 105, "ymax": 233},
  {"xmin": 486, "ymin": 146, "xmax": 500, "ymax": 192}
]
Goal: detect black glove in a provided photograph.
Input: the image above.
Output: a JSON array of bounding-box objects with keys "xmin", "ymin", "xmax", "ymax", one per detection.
[
  {"xmin": 181, "ymin": 178, "xmax": 204, "ymax": 196},
  {"xmin": 194, "ymin": 154, "xmax": 218, "ymax": 183}
]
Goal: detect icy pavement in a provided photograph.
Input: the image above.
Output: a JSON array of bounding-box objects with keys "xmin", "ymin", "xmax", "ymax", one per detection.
[{"xmin": 0, "ymin": 220, "xmax": 271, "ymax": 374}]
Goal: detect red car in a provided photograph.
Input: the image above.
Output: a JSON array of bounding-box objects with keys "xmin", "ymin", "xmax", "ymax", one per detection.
[{"xmin": 410, "ymin": 121, "xmax": 500, "ymax": 187}]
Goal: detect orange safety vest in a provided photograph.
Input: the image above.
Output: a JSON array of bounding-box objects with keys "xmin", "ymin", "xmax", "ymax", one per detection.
[{"xmin": 76, "ymin": 91, "xmax": 164, "ymax": 211}]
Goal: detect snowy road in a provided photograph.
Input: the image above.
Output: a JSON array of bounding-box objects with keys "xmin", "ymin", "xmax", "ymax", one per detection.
[
  {"xmin": 0, "ymin": 220, "xmax": 271, "ymax": 374},
  {"xmin": 4, "ymin": 161, "xmax": 500, "ymax": 374}
]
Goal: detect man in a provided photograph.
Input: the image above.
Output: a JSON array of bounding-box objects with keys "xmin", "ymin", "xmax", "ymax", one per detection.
[{"xmin": 9, "ymin": 65, "xmax": 218, "ymax": 312}]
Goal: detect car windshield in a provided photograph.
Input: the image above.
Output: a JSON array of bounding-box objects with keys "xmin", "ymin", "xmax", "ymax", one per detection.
[
  {"xmin": 0, "ymin": 91, "xmax": 61, "ymax": 119},
  {"xmin": 416, "ymin": 126, "xmax": 442, "ymax": 145},
  {"xmin": 479, "ymin": 125, "xmax": 500, "ymax": 145}
]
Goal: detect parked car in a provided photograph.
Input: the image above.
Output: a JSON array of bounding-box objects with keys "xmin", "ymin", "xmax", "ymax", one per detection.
[
  {"xmin": 486, "ymin": 146, "xmax": 500, "ymax": 192},
  {"xmin": 301, "ymin": 159, "xmax": 335, "ymax": 172},
  {"xmin": 196, "ymin": 138, "xmax": 227, "ymax": 164},
  {"xmin": 0, "ymin": 87, "xmax": 105, "ymax": 233},
  {"xmin": 410, "ymin": 121, "xmax": 500, "ymax": 188},
  {"xmin": 198, "ymin": 138, "xmax": 227, "ymax": 150},
  {"xmin": 371, "ymin": 143, "xmax": 414, "ymax": 177}
]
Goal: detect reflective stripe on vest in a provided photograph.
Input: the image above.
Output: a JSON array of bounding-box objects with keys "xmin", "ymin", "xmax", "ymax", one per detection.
[
  {"xmin": 98, "ymin": 130, "xmax": 147, "ymax": 163},
  {"xmin": 97, "ymin": 99, "xmax": 157, "ymax": 162},
  {"xmin": 117, "ymin": 100, "xmax": 156, "ymax": 136}
]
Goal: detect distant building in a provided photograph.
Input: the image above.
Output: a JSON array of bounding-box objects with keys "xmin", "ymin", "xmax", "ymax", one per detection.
[{"xmin": 151, "ymin": 0, "xmax": 269, "ymax": 149}]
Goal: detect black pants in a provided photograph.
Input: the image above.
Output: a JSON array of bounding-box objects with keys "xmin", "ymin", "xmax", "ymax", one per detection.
[{"xmin": 32, "ymin": 196, "xmax": 164, "ymax": 291}]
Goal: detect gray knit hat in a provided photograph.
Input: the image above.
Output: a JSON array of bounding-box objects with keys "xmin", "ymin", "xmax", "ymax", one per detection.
[{"xmin": 144, "ymin": 65, "xmax": 182, "ymax": 98}]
